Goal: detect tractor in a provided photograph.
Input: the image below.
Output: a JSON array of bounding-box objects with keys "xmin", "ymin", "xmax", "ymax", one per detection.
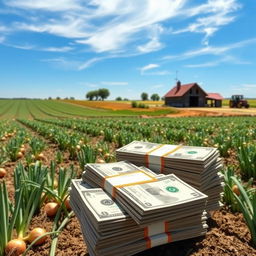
[{"xmin": 229, "ymin": 95, "xmax": 250, "ymax": 108}]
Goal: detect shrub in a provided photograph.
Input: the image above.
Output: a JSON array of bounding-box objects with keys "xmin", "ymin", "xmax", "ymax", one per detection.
[{"xmin": 131, "ymin": 101, "xmax": 138, "ymax": 108}]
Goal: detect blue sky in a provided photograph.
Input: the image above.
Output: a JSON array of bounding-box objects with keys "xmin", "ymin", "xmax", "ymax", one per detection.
[{"xmin": 0, "ymin": 0, "xmax": 256, "ymax": 99}]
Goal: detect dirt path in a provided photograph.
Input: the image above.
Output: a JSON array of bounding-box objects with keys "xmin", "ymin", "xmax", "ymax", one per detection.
[{"xmin": 175, "ymin": 107, "xmax": 256, "ymax": 117}]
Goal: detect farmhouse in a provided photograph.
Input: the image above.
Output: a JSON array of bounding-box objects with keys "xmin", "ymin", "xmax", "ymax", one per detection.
[{"xmin": 164, "ymin": 81, "xmax": 223, "ymax": 107}]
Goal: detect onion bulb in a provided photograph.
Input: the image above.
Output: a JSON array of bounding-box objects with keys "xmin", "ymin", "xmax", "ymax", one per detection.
[
  {"xmin": 44, "ymin": 202, "xmax": 59, "ymax": 217},
  {"xmin": 17, "ymin": 152, "xmax": 23, "ymax": 159},
  {"xmin": 5, "ymin": 239, "xmax": 26, "ymax": 256},
  {"xmin": 0, "ymin": 168, "xmax": 6, "ymax": 178},
  {"xmin": 64, "ymin": 196, "xmax": 72, "ymax": 211},
  {"xmin": 76, "ymin": 145, "xmax": 81, "ymax": 151},
  {"xmin": 232, "ymin": 185, "xmax": 240, "ymax": 196},
  {"xmin": 104, "ymin": 153, "xmax": 110, "ymax": 159},
  {"xmin": 20, "ymin": 147, "xmax": 26, "ymax": 154},
  {"xmin": 97, "ymin": 159, "xmax": 105, "ymax": 164},
  {"xmin": 36, "ymin": 153, "xmax": 45, "ymax": 161},
  {"xmin": 53, "ymin": 179, "xmax": 58, "ymax": 189},
  {"xmin": 27, "ymin": 228, "xmax": 47, "ymax": 245}
]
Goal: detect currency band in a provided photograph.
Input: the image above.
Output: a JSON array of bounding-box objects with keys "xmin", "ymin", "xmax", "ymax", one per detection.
[
  {"xmin": 144, "ymin": 221, "xmax": 172, "ymax": 248},
  {"xmin": 102, "ymin": 170, "xmax": 157, "ymax": 198},
  {"xmin": 145, "ymin": 144, "xmax": 183, "ymax": 173}
]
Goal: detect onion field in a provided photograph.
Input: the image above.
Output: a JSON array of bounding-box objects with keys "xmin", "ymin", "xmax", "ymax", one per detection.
[{"xmin": 0, "ymin": 100, "xmax": 255, "ymax": 255}]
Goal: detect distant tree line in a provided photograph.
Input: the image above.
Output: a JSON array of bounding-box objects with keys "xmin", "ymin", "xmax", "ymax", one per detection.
[
  {"xmin": 141, "ymin": 92, "xmax": 160, "ymax": 101},
  {"xmin": 49, "ymin": 97, "xmax": 75, "ymax": 100},
  {"xmin": 115, "ymin": 97, "xmax": 129, "ymax": 101},
  {"xmin": 86, "ymin": 88, "xmax": 110, "ymax": 101}
]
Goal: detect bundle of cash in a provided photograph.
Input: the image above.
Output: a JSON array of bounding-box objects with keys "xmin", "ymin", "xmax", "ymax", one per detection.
[
  {"xmin": 70, "ymin": 178, "xmax": 208, "ymax": 256},
  {"xmin": 82, "ymin": 161, "xmax": 208, "ymax": 225},
  {"xmin": 116, "ymin": 141, "xmax": 224, "ymax": 212}
]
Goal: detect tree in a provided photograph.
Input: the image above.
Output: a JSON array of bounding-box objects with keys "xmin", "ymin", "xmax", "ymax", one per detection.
[
  {"xmin": 123, "ymin": 98, "xmax": 129, "ymax": 101},
  {"xmin": 56, "ymin": 96, "xmax": 61, "ymax": 100},
  {"xmin": 70, "ymin": 97, "xmax": 75, "ymax": 100},
  {"xmin": 141, "ymin": 92, "xmax": 148, "ymax": 101},
  {"xmin": 116, "ymin": 97, "xmax": 122, "ymax": 101},
  {"xmin": 151, "ymin": 93, "xmax": 160, "ymax": 101},
  {"xmin": 86, "ymin": 91, "xmax": 94, "ymax": 101},
  {"xmin": 98, "ymin": 88, "xmax": 110, "ymax": 101},
  {"xmin": 94, "ymin": 90, "xmax": 101, "ymax": 100}
]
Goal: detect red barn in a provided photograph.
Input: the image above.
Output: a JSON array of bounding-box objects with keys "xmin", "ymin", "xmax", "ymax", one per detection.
[{"xmin": 164, "ymin": 81, "xmax": 223, "ymax": 107}]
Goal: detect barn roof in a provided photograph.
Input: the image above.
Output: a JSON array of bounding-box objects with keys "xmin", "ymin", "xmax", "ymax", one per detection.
[
  {"xmin": 206, "ymin": 93, "xmax": 224, "ymax": 100},
  {"xmin": 164, "ymin": 83, "xmax": 207, "ymax": 98}
]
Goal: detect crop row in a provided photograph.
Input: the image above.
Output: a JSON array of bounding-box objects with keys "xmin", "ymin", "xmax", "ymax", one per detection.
[
  {"xmin": 0, "ymin": 116, "xmax": 255, "ymax": 254},
  {"xmin": 37, "ymin": 116, "xmax": 256, "ymax": 180}
]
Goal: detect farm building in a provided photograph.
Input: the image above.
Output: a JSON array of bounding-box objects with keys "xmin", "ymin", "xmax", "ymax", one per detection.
[
  {"xmin": 206, "ymin": 93, "xmax": 224, "ymax": 107},
  {"xmin": 164, "ymin": 81, "xmax": 223, "ymax": 107}
]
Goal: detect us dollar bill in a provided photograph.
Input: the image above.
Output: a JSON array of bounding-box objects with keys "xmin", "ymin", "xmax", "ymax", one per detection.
[
  {"xmin": 116, "ymin": 141, "xmax": 217, "ymax": 161},
  {"xmin": 119, "ymin": 174, "xmax": 207, "ymax": 211}
]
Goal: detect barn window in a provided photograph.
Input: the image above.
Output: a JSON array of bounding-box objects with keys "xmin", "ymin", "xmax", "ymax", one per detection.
[
  {"xmin": 190, "ymin": 89, "xmax": 192, "ymax": 94},
  {"xmin": 196, "ymin": 89, "xmax": 199, "ymax": 94}
]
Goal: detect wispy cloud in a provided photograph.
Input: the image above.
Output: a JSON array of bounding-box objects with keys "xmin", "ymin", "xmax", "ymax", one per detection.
[
  {"xmin": 101, "ymin": 81, "xmax": 128, "ymax": 86},
  {"xmin": 5, "ymin": 0, "xmax": 186, "ymax": 55},
  {"xmin": 0, "ymin": 25, "xmax": 8, "ymax": 32},
  {"xmin": 173, "ymin": 0, "xmax": 241, "ymax": 45},
  {"xmin": 184, "ymin": 56, "xmax": 251, "ymax": 68},
  {"xmin": 41, "ymin": 46, "xmax": 73, "ymax": 52},
  {"xmin": 231, "ymin": 84, "xmax": 256, "ymax": 94},
  {"xmin": 140, "ymin": 63, "xmax": 159, "ymax": 73},
  {"xmin": 162, "ymin": 38, "xmax": 256, "ymax": 60},
  {"xmin": 5, "ymin": 0, "xmax": 82, "ymax": 11},
  {"xmin": 139, "ymin": 63, "xmax": 171, "ymax": 76},
  {"xmin": 41, "ymin": 57, "xmax": 82, "ymax": 70},
  {"xmin": 78, "ymin": 57, "xmax": 105, "ymax": 70},
  {"xmin": 0, "ymin": 36, "xmax": 5, "ymax": 43},
  {"xmin": 1, "ymin": 41, "xmax": 74, "ymax": 52},
  {"xmin": 0, "ymin": 0, "xmax": 244, "ymax": 69}
]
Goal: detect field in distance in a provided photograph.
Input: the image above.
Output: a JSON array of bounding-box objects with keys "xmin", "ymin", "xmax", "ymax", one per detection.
[
  {"xmin": 0, "ymin": 99, "xmax": 178, "ymax": 120},
  {"xmin": 65, "ymin": 99, "xmax": 256, "ymax": 108}
]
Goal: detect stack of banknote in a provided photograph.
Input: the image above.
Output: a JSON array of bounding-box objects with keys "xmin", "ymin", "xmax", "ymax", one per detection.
[
  {"xmin": 116, "ymin": 141, "xmax": 224, "ymax": 212},
  {"xmin": 70, "ymin": 175, "xmax": 208, "ymax": 256}
]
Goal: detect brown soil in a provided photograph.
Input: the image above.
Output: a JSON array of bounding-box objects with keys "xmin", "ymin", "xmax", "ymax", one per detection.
[
  {"xmin": 167, "ymin": 107, "xmax": 256, "ymax": 117},
  {"xmin": 1, "ymin": 122, "xmax": 256, "ymax": 255}
]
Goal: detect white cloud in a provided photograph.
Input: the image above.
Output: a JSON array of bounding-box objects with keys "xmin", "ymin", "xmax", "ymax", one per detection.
[
  {"xmin": 139, "ymin": 63, "xmax": 171, "ymax": 76},
  {"xmin": 162, "ymin": 38, "xmax": 256, "ymax": 60},
  {"xmin": 5, "ymin": 0, "xmax": 82, "ymax": 11},
  {"xmin": 242, "ymin": 84, "xmax": 256, "ymax": 88},
  {"xmin": 42, "ymin": 46, "xmax": 73, "ymax": 52},
  {"xmin": 231, "ymin": 84, "xmax": 256, "ymax": 95},
  {"xmin": 78, "ymin": 57, "xmax": 104, "ymax": 70},
  {"xmin": 0, "ymin": 36, "xmax": 5, "ymax": 43},
  {"xmin": 9, "ymin": 0, "xmax": 186, "ymax": 54},
  {"xmin": 140, "ymin": 63, "xmax": 159, "ymax": 73},
  {"xmin": 173, "ymin": 0, "xmax": 241, "ymax": 45},
  {"xmin": 1, "ymin": 42, "xmax": 74, "ymax": 52},
  {"xmin": 0, "ymin": 25, "xmax": 8, "ymax": 32},
  {"xmin": 184, "ymin": 56, "xmax": 251, "ymax": 68},
  {"xmin": 41, "ymin": 57, "xmax": 82, "ymax": 70},
  {"xmin": 101, "ymin": 81, "xmax": 128, "ymax": 86},
  {"xmin": 137, "ymin": 38, "xmax": 163, "ymax": 53},
  {"xmin": 0, "ymin": 0, "xmax": 244, "ymax": 69}
]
